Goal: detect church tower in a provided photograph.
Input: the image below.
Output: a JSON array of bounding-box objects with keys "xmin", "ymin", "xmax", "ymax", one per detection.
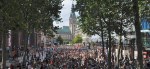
[{"xmin": 69, "ymin": 4, "xmax": 77, "ymax": 39}]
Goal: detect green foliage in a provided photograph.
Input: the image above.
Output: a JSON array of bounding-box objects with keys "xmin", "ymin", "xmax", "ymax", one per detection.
[
  {"xmin": 75, "ymin": 0, "xmax": 134, "ymax": 37},
  {"xmin": 139, "ymin": 0, "xmax": 150, "ymax": 20},
  {"xmin": 57, "ymin": 36, "xmax": 63, "ymax": 45},
  {"xmin": 73, "ymin": 34, "xmax": 82, "ymax": 43},
  {"xmin": 0, "ymin": 0, "xmax": 63, "ymax": 36},
  {"xmin": 75, "ymin": 0, "xmax": 149, "ymax": 68}
]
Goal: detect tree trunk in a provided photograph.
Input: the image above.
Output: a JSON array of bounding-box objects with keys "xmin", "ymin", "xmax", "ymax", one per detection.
[
  {"xmin": 1, "ymin": 29, "xmax": 7, "ymax": 69},
  {"xmin": 108, "ymin": 26, "xmax": 112, "ymax": 69},
  {"xmin": 30, "ymin": 29, "xmax": 35, "ymax": 47},
  {"xmin": 100, "ymin": 23, "xmax": 105, "ymax": 58},
  {"xmin": 132, "ymin": 41, "xmax": 135, "ymax": 60},
  {"xmin": 22, "ymin": 31, "xmax": 28, "ymax": 67},
  {"xmin": 11, "ymin": 30, "xmax": 19, "ymax": 51},
  {"xmin": 2, "ymin": 32, "xmax": 7, "ymax": 69},
  {"xmin": 132, "ymin": 39, "xmax": 135, "ymax": 60},
  {"xmin": 132, "ymin": 0, "xmax": 143, "ymax": 68},
  {"xmin": 120, "ymin": 44, "xmax": 123, "ymax": 60},
  {"xmin": 98, "ymin": 3, "xmax": 105, "ymax": 57},
  {"xmin": 0, "ymin": 33, "xmax": 2, "ymax": 62},
  {"xmin": 118, "ymin": 22, "xmax": 124, "ymax": 64},
  {"xmin": 117, "ymin": 34, "xmax": 122, "ymax": 68},
  {"xmin": 35, "ymin": 32, "xmax": 37, "ymax": 47},
  {"xmin": 34, "ymin": 29, "xmax": 37, "ymax": 47}
]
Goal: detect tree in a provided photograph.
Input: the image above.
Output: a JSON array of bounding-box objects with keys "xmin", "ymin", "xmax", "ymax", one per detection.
[
  {"xmin": 73, "ymin": 34, "xmax": 83, "ymax": 44},
  {"xmin": 132, "ymin": 0, "xmax": 143, "ymax": 68},
  {"xmin": 75, "ymin": 0, "xmax": 149, "ymax": 68},
  {"xmin": 0, "ymin": 0, "xmax": 63, "ymax": 68},
  {"xmin": 57, "ymin": 36, "xmax": 63, "ymax": 45},
  {"xmin": 20, "ymin": 0, "xmax": 63, "ymax": 65},
  {"xmin": 75, "ymin": 0, "xmax": 134, "ymax": 68},
  {"xmin": 0, "ymin": 0, "xmax": 23, "ymax": 68},
  {"xmin": 112, "ymin": 1, "xmax": 133, "ymax": 67},
  {"xmin": 75, "ymin": 0, "xmax": 107, "ymax": 59},
  {"xmin": 139, "ymin": 0, "xmax": 150, "ymax": 20}
]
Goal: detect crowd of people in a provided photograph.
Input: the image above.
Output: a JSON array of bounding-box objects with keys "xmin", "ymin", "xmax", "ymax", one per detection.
[
  {"xmin": 7, "ymin": 45, "xmax": 150, "ymax": 69},
  {"xmin": 8, "ymin": 46, "xmax": 108, "ymax": 69}
]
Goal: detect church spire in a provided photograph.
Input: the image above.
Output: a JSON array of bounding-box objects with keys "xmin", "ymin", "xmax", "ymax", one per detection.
[
  {"xmin": 70, "ymin": 3, "xmax": 76, "ymax": 19},
  {"xmin": 71, "ymin": 0, "xmax": 75, "ymax": 12},
  {"xmin": 71, "ymin": 4, "xmax": 75, "ymax": 13}
]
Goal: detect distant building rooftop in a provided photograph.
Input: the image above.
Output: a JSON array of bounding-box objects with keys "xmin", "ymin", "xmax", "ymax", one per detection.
[{"xmin": 57, "ymin": 26, "xmax": 71, "ymax": 34}]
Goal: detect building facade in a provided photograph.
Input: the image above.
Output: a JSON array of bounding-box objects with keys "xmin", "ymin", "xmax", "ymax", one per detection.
[
  {"xmin": 54, "ymin": 4, "xmax": 90, "ymax": 44},
  {"xmin": 55, "ymin": 26, "xmax": 72, "ymax": 40},
  {"xmin": 54, "ymin": 4, "xmax": 78, "ymax": 44},
  {"xmin": 54, "ymin": 26, "xmax": 72, "ymax": 44},
  {"xmin": 69, "ymin": 4, "xmax": 77, "ymax": 39}
]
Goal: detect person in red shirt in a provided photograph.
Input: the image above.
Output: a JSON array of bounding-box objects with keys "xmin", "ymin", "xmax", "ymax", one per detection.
[{"xmin": 50, "ymin": 60, "xmax": 53, "ymax": 65}]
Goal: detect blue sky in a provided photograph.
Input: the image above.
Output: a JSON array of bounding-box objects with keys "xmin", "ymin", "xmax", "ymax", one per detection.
[{"xmin": 53, "ymin": 0, "xmax": 73, "ymax": 27}]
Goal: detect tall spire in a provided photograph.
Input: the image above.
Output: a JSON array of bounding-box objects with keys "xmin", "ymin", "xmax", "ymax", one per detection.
[
  {"xmin": 70, "ymin": 1, "xmax": 76, "ymax": 19},
  {"xmin": 71, "ymin": 0, "xmax": 76, "ymax": 13},
  {"xmin": 71, "ymin": 4, "xmax": 75, "ymax": 13}
]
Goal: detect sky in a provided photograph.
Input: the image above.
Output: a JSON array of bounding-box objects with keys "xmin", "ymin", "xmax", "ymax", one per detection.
[{"xmin": 53, "ymin": 0, "xmax": 73, "ymax": 27}]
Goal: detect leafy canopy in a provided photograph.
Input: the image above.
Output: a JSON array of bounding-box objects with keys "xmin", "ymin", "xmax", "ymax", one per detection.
[
  {"xmin": 73, "ymin": 34, "xmax": 83, "ymax": 43},
  {"xmin": 0, "ymin": 0, "xmax": 63, "ymax": 36}
]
